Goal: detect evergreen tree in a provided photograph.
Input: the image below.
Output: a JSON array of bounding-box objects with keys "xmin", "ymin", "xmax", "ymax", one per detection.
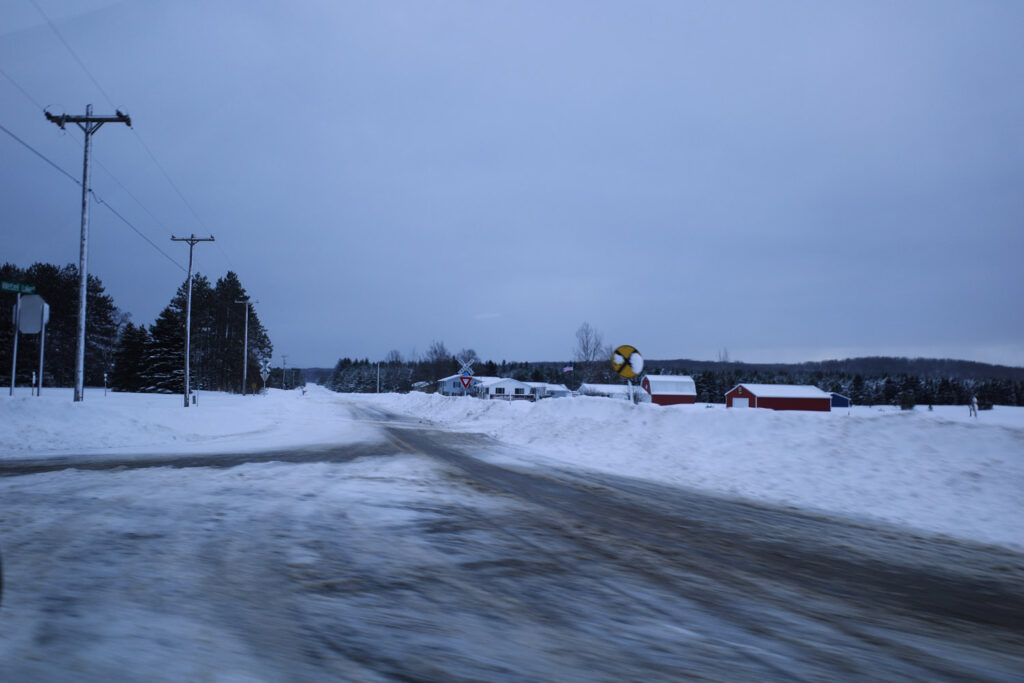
[
  {"xmin": 142, "ymin": 305, "xmax": 184, "ymax": 393},
  {"xmin": 110, "ymin": 322, "xmax": 150, "ymax": 392},
  {"xmin": 1, "ymin": 262, "xmax": 121, "ymax": 388}
]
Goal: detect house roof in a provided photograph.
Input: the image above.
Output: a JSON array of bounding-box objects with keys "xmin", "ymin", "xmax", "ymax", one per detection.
[
  {"xmin": 525, "ymin": 382, "xmax": 571, "ymax": 391},
  {"xmin": 476, "ymin": 377, "xmax": 530, "ymax": 388},
  {"xmin": 643, "ymin": 375, "xmax": 696, "ymax": 395},
  {"xmin": 728, "ymin": 384, "xmax": 831, "ymax": 399},
  {"xmin": 439, "ymin": 374, "xmax": 501, "ymax": 384}
]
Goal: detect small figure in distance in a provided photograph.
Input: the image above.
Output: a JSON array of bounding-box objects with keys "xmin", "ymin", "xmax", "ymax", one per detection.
[{"xmin": 969, "ymin": 395, "xmax": 978, "ymax": 418}]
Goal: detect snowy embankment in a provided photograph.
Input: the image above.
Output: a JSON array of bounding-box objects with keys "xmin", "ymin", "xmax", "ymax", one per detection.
[
  {"xmin": 358, "ymin": 392, "xmax": 1024, "ymax": 551},
  {"xmin": 0, "ymin": 385, "xmax": 376, "ymax": 457},
  {"xmin": 2, "ymin": 385, "xmax": 1021, "ymax": 551}
]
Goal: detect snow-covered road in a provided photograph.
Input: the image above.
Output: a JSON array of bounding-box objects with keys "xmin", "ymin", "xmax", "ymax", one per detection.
[
  {"xmin": 1, "ymin": 397, "xmax": 1023, "ymax": 680},
  {"xmin": 2, "ymin": 387, "xmax": 1024, "ymax": 679}
]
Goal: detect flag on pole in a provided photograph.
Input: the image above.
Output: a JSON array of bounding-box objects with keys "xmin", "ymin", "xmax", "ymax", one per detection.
[{"xmin": 562, "ymin": 365, "xmax": 573, "ymax": 373}]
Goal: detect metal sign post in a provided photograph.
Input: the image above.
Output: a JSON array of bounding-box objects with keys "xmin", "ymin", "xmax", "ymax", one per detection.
[
  {"xmin": 19, "ymin": 295, "xmax": 49, "ymax": 398},
  {"xmin": 9, "ymin": 292, "xmax": 19, "ymax": 396},
  {"xmin": 4, "ymin": 282, "xmax": 36, "ymax": 396},
  {"xmin": 37, "ymin": 303, "xmax": 46, "ymax": 397}
]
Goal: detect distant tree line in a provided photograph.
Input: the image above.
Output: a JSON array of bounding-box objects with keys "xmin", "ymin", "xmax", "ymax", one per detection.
[
  {"xmin": 670, "ymin": 367, "xmax": 1020, "ymax": 409},
  {"xmin": 1, "ymin": 262, "xmax": 272, "ymax": 395},
  {"xmin": 322, "ymin": 336, "xmax": 1022, "ymax": 410},
  {"xmin": 110, "ymin": 271, "xmax": 272, "ymax": 394},
  {"xmin": 323, "ymin": 341, "xmax": 568, "ymax": 394}
]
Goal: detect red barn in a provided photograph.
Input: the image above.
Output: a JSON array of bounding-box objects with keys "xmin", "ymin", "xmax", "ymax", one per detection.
[
  {"xmin": 725, "ymin": 384, "xmax": 831, "ymax": 412},
  {"xmin": 641, "ymin": 375, "xmax": 697, "ymax": 406}
]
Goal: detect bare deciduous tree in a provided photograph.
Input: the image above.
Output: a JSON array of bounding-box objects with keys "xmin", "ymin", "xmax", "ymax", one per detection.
[
  {"xmin": 457, "ymin": 348, "xmax": 480, "ymax": 365},
  {"xmin": 574, "ymin": 322, "xmax": 606, "ymax": 383},
  {"xmin": 425, "ymin": 340, "xmax": 451, "ymax": 364},
  {"xmin": 574, "ymin": 322, "xmax": 604, "ymax": 364}
]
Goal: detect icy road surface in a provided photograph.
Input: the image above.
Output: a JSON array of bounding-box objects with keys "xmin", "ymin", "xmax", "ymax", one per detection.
[{"xmin": 1, "ymin": 404, "xmax": 1022, "ymax": 681}]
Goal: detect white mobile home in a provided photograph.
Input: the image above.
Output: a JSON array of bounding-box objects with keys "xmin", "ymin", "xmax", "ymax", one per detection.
[
  {"xmin": 525, "ymin": 382, "xmax": 572, "ymax": 399},
  {"xmin": 476, "ymin": 377, "xmax": 534, "ymax": 400}
]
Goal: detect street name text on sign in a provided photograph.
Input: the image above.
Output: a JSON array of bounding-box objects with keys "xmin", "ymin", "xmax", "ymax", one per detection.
[{"xmin": 2, "ymin": 281, "xmax": 35, "ymax": 294}]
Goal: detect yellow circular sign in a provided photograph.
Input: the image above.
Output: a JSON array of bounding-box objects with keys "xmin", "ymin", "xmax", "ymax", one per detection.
[{"xmin": 611, "ymin": 345, "xmax": 643, "ymax": 379}]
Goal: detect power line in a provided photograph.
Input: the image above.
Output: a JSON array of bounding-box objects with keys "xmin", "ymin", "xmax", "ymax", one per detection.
[
  {"xmin": 0, "ymin": 121, "xmax": 80, "ymax": 185},
  {"xmin": 25, "ymin": 0, "xmax": 247, "ymax": 283},
  {"xmin": 27, "ymin": 0, "xmax": 117, "ymax": 110},
  {"xmin": 130, "ymin": 132, "xmax": 217, "ymax": 234},
  {"xmin": 1, "ymin": 60, "xmax": 181, "ymax": 252},
  {"xmin": 1, "ymin": 120, "xmax": 185, "ymax": 272},
  {"xmin": 91, "ymin": 196, "xmax": 186, "ymax": 272},
  {"xmin": 28, "ymin": 0, "xmax": 219, "ymax": 236},
  {"xmin": 0, "ymin": 65, "xmax": 45, "ymax": 111}
]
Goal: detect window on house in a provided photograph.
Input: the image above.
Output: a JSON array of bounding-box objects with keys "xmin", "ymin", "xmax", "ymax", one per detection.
[
  {"xmin": 514, "ymin": 388, "xmax": 524, "ymax": 395},
  {"xmin": 494, "ymin": 387, "xmax": 505, "ymax": 395}
]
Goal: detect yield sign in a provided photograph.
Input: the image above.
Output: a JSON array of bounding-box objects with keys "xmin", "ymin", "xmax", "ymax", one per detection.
[{"xmin": 459, "ymin": 375, "xmax": 473, "ymax": 389}]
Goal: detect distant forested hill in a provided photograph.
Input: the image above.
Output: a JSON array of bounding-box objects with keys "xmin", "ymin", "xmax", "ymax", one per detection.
[{"xmin": 651, "ymin": 357, "xmax": 1024, "ymax": 382}]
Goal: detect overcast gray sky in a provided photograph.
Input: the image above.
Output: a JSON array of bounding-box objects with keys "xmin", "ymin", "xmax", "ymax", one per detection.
[{"xmin": 2, "ymin": 0, "xmax": 1022, "ymax": 367}]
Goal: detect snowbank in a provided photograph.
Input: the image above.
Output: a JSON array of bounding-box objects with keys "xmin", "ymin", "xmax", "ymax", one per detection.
[
  {"xmin": 0, "ymin": 384, "xmax": 376, "ymax": 456},
  {"xmin": 3, "ymin": 384, "xmax": 1021, "ymax": 551},
  {"xmin": 358, "ymin": 393, "xmax": 1024, "ymax": 551}
]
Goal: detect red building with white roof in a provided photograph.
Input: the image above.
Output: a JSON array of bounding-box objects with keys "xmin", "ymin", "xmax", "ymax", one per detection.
[
  {"xmin": 641, "ymin": 375, "xmax": 697, "ymax": 406},
  {"xmin": 725, "ymin": 384, "xmax": 831, "ymax": 412}
]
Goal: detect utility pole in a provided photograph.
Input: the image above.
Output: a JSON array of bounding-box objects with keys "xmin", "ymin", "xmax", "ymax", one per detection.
[
  {"xmin": 281, "ymin": 355, "xmax": 288, "ymax": 390},
  {"xmin": 171, "ymin": 234, "xmax": 215, "ymax": 408},
  {"xmin": 45, "ymin": 105, "xmax": 131, "ymax": 402},
  {"xmin": 235, "ymin": 298, "xmax": 257, "ymax": 395}
]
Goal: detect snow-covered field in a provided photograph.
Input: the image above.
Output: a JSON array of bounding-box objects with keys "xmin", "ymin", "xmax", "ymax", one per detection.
[{"xmin": 2, "ymin": 385, "xmax": 1022, "ymax": 551}]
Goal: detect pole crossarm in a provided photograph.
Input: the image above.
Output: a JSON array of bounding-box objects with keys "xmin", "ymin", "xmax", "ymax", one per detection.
[
  {"xmin": 45, "ymin": 109, "xmax": 131, "ymax": 131},
  {"xmin": 170, "ymin": 234, "xmax": 215, "ymax": 245}
]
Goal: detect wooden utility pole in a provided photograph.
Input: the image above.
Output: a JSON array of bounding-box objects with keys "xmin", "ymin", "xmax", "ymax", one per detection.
[
  {"xmin": 45, "ymin": 105, "xmax": 131, "ymax": 401},
  {"xmin": 171, "ymin": 234, "xmax": 215, "ymax": 407}
]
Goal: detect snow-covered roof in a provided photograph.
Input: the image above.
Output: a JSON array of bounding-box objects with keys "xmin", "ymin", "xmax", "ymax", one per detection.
[
  {"xmin": 643, "ymin": 375, "xmax": 696, "ymax": 396},
  {"xmin": 476, "ymin": 377, "xmax": 529, "ymax": 388},
  {"xmin": 525, "ymin": 382, "xmax": 571, "ymax": 391},
  {"xmin": 729, "ymin": 384, "xmax": 830, "ymax": 399},
  {"xmin": 439, "ymin": 374, "xmax": 501, "ymax": 384}
]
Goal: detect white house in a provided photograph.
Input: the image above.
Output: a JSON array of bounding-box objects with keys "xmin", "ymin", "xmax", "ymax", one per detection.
[
  {"xmin": 437, "ymin": 374, "xmax": 503, "ymax": 396},
  {"xmin": 525, "ymin": 382, "xmax": 572, "ymax": 399},
  {"xmin": 476, "ymin": 377, "xmax": 534, "ymax": 400}
]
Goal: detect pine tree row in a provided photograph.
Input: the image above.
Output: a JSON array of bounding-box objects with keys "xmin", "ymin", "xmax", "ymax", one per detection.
[{"xmin": 1, "ymin": 262, "xmax": 272, "ymax": 395}]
